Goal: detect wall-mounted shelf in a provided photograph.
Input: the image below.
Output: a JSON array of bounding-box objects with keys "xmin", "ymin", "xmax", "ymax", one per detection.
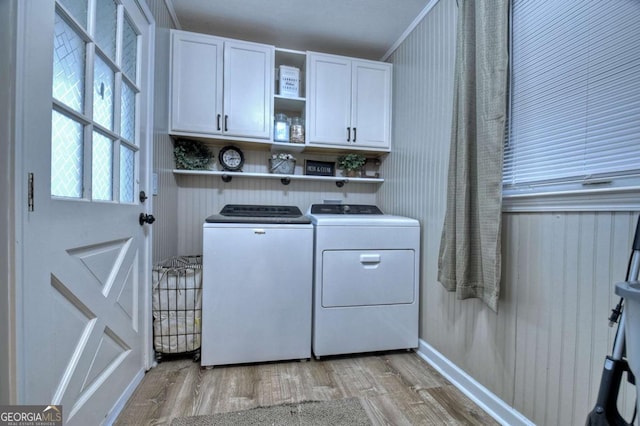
[{"xmin": 173, "ymin": 169, "xmax": 383, "ymax": 187}]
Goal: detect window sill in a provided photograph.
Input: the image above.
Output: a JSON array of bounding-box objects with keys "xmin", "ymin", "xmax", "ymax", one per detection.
[{"xmin": 502, "ymin": 185, "xmax": 640, "ymax": 213}]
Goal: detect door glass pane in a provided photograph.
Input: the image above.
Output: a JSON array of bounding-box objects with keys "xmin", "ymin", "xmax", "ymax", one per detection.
[
  {"xmin": 58, "ymin": 0, "xmax": 88, "ymax": 30},
  {"xmin": 122, "ymin": 17, "xmax": 138, "ymax": 82},
  {"xmin": 53, "ymin": 11, "xmax": 85, "ymax": 113},
  {"xmin": 94, "ymin": 0, "xmax": 117, "ymax": 60},
  {"xmin": 120, "ymin": 145, "xmax": 135, "ymax": 203},
  {"xmin": 93, "ymin": 55, "xmax": 114, "ymax": 130},
  {"xmin": 121, "ymin": 82, "xmax": 136, "ymax": 142},
  {"xmin": 92, "ymin": 132, "xmax": 113, "ymax": 201},
  {"xmin": 51, "ymin": 110, "xmax": 83, "ymax": 198}
]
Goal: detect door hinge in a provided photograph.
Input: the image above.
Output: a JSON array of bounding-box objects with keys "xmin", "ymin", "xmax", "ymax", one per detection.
[{"xmin": 28, "ymin": 172, "xmax": 34, "ymax": 212}]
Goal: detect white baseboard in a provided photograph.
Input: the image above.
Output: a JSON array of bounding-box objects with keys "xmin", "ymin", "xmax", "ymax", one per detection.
[
  {"xmin": 416, "ymin": 339, "xmax": 534, "ymax": 426},
  {"xmin": 103, "ymin": 369, "xmax": 145, "ymax": 426}
]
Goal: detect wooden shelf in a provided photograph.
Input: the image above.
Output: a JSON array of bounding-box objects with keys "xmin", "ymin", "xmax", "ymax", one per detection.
[{"xmin": 173, "ymin": 169, "xmax": 383, "ymax": 187}]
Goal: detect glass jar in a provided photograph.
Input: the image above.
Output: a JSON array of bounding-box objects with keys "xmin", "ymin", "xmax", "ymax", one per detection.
[
  {"xmin": 274, "ymin": 113, "xmax": 289, "ymax": 142},
  {"xmin": 290, "ymin": 117, "xmax": 305, "ymax": 144}
]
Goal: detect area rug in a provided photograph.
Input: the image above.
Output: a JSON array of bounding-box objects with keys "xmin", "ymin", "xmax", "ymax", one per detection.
[{"xmin": 170, "ymin": 398, "xmax": 371, "ymax": 426}]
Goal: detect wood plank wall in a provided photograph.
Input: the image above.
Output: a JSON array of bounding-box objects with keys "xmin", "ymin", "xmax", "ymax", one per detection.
[
  {"xmin": 147, "ymin": 0, "xmax": 180, "ymax": 263},
  {"xmin": 175, "ymin": 149, "xmax": 378, "ymax": 255},
  {"xmin": 380, "ymin": 0, "xmax": 639, "ymax": 423},
  {"xmin": 148, "ymin": 0, "xmax": 639, "ymax": 423}
]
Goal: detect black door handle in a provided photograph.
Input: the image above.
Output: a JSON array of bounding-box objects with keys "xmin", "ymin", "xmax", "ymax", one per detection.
[
  {"xmin": 224, "ymin": 115, "xmax": 228, "ymax": 132},
  {"xmin": 139, "ymin": 213, "xmax": 156, "ymax": 226},
  {"xmin": 353, "ymin": 127, "xmax": 357, "ymax": 143},
  {"xmin": 347, "ymin": 127, "xmax": 351, "ymax": 142},
  {"xmin": 217, "ymin": 114, "xmax": 221, "ymax": 131}
]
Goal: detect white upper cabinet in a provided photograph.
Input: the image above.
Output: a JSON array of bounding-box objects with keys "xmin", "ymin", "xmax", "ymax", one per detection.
[
  {"xmin": 307, "ymin": 54, "xmax": 352, "ymax": 145},
  {"xmin": 170, "ymin": 31, "xmax": 223, "ymax": 135},
  {"xmin": 223, "ymin": 41, "xmax": 274, "ymax": 139},
  {"xmin": 351, "ymin": 61, "xmax": 393, "ymax": 149},
  {"xmin": 307, "ymin": 52, "xmax": 392, "ymax": 150},
  {"xmin": 170, "ymin": 30, "xmax": 274, "ymax": 140}
]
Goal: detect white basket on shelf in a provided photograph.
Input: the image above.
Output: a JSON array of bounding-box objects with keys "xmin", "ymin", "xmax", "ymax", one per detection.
[{"xmin": 269, "ymin": 158, "xmax": 296, "ymax": 174}]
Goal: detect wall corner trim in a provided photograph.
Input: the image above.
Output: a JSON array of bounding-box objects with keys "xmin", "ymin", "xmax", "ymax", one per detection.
[
  {"xmin": 163, "ymin": 0, "xmax": 182, "ymax": 30},
  {"xmin": 381, "ymin": 0, "xmax": 441, "ymax": 61},
  {"xmin": 416, "ymin": 339, "xmax": 534, "ymax": 426}
]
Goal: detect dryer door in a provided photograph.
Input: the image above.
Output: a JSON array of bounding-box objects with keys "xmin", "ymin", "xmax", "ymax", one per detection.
[{"xmin": 321, "ymin": 249, "xmax": 415, "ymax": 307}]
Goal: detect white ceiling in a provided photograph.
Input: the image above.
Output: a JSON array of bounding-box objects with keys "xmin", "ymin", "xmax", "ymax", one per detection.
[{"xmin": 168, "ymin": 0, "xmax": 432, "ymax": 60}]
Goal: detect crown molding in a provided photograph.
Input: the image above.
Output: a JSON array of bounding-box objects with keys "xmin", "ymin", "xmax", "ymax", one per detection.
[
  {"xmin": 163, "ymin": 0, "xmax": 181, "ymax": 29},
  {"xmin": 381, "ymin": 0, "xmax": 441, "ymax": 61}
]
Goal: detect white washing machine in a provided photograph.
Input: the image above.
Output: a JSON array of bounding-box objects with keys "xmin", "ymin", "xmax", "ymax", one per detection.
[
  {"xmin": 307, "ymin": 204, "xmax": 420, "ymax": 358},
  {"xmin": 201, "ymin": 205, "xmax": 313, "ymax": 367}
]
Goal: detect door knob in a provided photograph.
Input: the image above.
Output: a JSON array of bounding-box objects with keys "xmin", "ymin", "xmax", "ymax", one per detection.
[
  {"xmin": 139, "ymin": 213, "xmax": 156, "ymax": 226},
  {"xmin": 139, "ymin": 190, "xmax": 148, "ymax": 203}
]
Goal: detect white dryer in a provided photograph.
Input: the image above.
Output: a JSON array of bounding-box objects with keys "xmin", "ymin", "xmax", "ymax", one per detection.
[{"xmin": 307, "ymin": 204, "xmax": 420, "ymax": 358}]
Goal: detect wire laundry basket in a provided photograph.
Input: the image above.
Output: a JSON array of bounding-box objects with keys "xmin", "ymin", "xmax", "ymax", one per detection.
[{"xmin": 152, "ymin": 255, "xmax": 202, "ymax": 361}]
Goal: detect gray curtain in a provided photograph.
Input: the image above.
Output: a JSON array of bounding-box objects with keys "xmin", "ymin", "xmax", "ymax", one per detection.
[{"xmin": 437, "ymin": 0, "xmax": 509, "ymax": 312}]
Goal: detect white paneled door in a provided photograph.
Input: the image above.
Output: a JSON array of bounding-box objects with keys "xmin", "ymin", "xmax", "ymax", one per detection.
[{"xmin": 16, "ymin": 1, "xmax": 154, "ymax": 424}]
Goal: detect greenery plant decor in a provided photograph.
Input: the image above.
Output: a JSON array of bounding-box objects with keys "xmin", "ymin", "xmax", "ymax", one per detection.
[
  {"xmin": 336, "ymin": 153, "xmax": 367, "ymax": 176},
  {"xmin": 173, "ymin": 139, "xmax": 214, "ymax": 170}
]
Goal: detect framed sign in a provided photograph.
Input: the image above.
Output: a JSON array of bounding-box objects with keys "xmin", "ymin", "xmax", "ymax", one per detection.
[
  {"xmin": 304, "ymin": 160, "xmax": 335, "ymax": 176},
  {"xmin": 362, "ymin": 157, "xmax": 381, "ymax": 178}
]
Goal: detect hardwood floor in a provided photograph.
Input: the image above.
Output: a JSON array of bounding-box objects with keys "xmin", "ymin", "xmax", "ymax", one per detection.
[{"xmin": 115, "ymin": 351, "xmax": 498, "ymax": 425}]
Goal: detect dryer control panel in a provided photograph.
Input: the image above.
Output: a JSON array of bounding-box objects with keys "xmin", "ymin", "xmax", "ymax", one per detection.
[{"xmin": 309, "ymin": 204, "xmax": 383, "ymax": 215}]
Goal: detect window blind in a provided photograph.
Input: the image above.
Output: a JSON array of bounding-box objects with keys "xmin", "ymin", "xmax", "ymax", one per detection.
[{"xmin": 503, "ymin": 0, "xmax": 640, "ymax": 193}]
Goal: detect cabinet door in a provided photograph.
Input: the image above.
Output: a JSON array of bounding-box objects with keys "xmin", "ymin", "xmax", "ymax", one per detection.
[
  {"xmin": 170, "ymin": 30, "xmax": 223, "ymax": 134},
  {"xmin": 351, "ymin": 60, "xmax": 392, "ymax": 149},
  {"xmin": 223, "ymin": 41, "xmax": 274, "ymax": 139},
  {"xmin": 307, "ymin": 53, "xmax": 352, "ymax": 145}
]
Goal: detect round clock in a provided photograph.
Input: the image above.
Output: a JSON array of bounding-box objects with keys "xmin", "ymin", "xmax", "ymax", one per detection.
[{"xmin": 218, "ymin": 145, "xmax": 244, "ymax": 171}]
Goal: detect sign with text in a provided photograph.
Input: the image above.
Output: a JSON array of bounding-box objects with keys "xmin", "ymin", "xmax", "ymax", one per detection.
[{"xmin": 304, "ymin": 160, "xmax": 335, "ymax": 177}]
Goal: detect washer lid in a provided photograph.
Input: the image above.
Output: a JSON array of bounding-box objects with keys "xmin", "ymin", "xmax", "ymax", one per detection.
[
  {"xmin": 220, "ymin": 204, "xmax": 303, "ymax": 217},
  {"xmin": 205, "ymin": 204, "xmax": 311, "ymax": 224}
]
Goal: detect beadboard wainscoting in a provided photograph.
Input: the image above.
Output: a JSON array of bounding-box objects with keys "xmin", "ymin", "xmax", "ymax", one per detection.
[
  {"xmin": 379, "ymin": 0, "xmax": 639, "ymax": 424},
  {"xmin": 148, "ymin": 0, "xmax": 180, "ymax": 263},
  {"xmin": 148, "ymin": 0, "xmax": 639, "ymax": 423},
  {"xmin": 175, "ymin": 166, "xmax": 377, "ymax": 256}
]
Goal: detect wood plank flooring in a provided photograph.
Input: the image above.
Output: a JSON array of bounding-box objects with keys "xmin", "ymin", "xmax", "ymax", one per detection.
[{"xmin": 115, "ymin": 351, "xmax": 498, "ymax": 425}]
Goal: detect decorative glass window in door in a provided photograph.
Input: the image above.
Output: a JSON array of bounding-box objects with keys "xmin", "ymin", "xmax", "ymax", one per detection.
[{"xmin": 52, "ymin": 0, "xmax": 140, "ymax": 203}]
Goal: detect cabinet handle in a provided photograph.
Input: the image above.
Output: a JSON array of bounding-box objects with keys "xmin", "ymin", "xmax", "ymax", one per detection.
[
  {"xmin": 347, "ymin": 127, "xmax": 351, "ymax": 142},
  {"xmin": 224, "ymin": 115, "xmax": 228, "ymax": 132},
  {"xmin": 217, "ymin": 114, "xmax": 221, "ymax": 131},
  {"xmin": 353, "ymin": 127, "xmax": 357, "ymax": 143}
]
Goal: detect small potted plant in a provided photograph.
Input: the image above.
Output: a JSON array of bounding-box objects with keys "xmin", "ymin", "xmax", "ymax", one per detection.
[
  {"xmin": 173, "ymin": 139, "xmax": 214, "ymax": 170},
  {"xmin": 269, "ymin": 152, "xmax": 296, "ymax": 174},
  {"xmin": 337, "ymin": 153, "xmax": 367, "ymax": 177}
]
